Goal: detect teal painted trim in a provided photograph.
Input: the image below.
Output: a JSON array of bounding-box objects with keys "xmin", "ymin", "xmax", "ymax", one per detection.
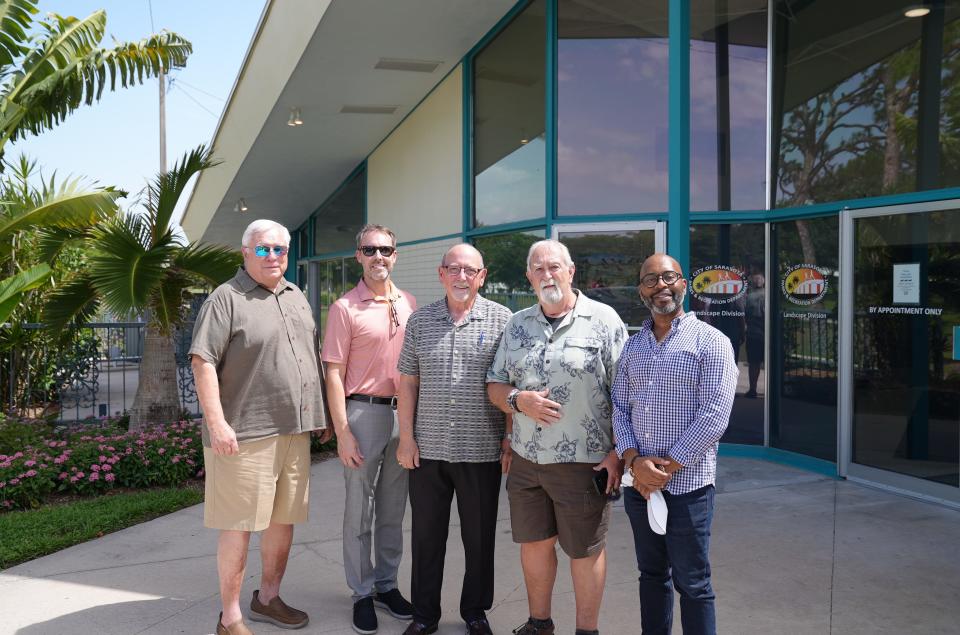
[
  {"xmin": 719, "ymin": 443, "xmax": 839, "ymax": 479},
  {"xmin": 545, "ymin": 0, "xmax": 557, "ymax": 237},
  {"xmin": 690, "ymin": 211, "xmax": 769, "ymax": 223},
  {"xmin": 462, "ymin": 60, "xmax": 473, "ymax": 237},
  {"xmin": 555, "ymin": 212, "xmax": 670, "ymax": 223},
  {"xmin": 466, "ymin": 219, "xmax": 547, "ymax": 237},
  {"xmin": 308, "ymin": 216, "xmax": 315, "ymax": 258},
  {"xmin": 770, "ymin": 187, "xmax": 960, "ymax": 217},
  {"xmin": 668, "ymin": 0, "xmax": 690, "ymax": 271}
]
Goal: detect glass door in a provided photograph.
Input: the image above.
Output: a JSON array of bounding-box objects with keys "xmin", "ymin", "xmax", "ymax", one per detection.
[
  {"xmin": 551, "ymin": 222, "xmax": 664, "ymax": 330},
  {"xmin": 841, "ymin": 201, "xmax": 960, "ymax": 505}
]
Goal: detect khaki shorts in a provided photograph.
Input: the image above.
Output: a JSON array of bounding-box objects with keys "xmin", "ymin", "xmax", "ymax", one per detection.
[
  {"xmin": 506, "ymin": 451, "xmax": 610, "ymax": 559},
  {"xmin": 203, "ymin": 432, "xmax": 310, "ymax": 531}
]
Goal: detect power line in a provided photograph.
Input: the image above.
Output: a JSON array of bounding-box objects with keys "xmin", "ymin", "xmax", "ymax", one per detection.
[
  {"xmin": 173, "ymin": 79, "xmax": 225, "ymax": 102},
  {"xmin": 147, "ymin": 0, "xmax": 155, "ymax": 32},
  {"xmin": 171, "ymin": 81, "xmax": 219, "ymax": 117}
]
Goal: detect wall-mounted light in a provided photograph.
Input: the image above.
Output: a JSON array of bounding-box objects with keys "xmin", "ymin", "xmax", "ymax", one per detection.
[
  {"xmin": 235, "ymin": 198, "xmax": 248, "ymax": 213},
  {"xmin": 520, "ymin": 128, "xmax": 529, "ymax": 145},
  {"xmin": 904, "ymin": 5, "xmax": 931, "ymax": 18},
  {"xmin": 287, "ymin": 107, "xmax": 303, "ymax": 126}
]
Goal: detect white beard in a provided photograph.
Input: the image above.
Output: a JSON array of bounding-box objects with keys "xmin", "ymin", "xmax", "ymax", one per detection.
[{"xmin": 539, "ymin": 284, "xmax": 563, "ymax": 305}]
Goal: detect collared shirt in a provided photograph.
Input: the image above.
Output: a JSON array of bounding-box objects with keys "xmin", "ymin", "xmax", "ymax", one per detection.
[
  {"xmin": 397, "ymin": 295, "xmax": 513, "ymax": 463},
  {"xmin": 189, "ymin": 268, "xmax": 327, "ymax": 447},
  {"xmin": 321, "ymin": 279, "xmax": 416, "ymax": 397},
  {"xmin": 487, "ymin": 291, "xmax": 628, "ymax": 464},
  {"xmin": 612, "ymin": 312, "xmax": 738, "ymax": 494}
]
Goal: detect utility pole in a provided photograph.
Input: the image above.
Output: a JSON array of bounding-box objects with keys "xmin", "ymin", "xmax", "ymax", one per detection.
[{"xmin": 159, "ymin": 65, "xmax": 166, "ymax": 173}]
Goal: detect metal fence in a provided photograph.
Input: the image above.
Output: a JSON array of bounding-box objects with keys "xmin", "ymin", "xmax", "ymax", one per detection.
[{"xmin": 2, "ymin": 322, "xmax": 199, "ymax": 422}]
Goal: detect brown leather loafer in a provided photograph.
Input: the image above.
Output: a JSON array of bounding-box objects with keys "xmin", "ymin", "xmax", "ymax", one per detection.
[
  {"xmin": 249, "ymin": 589, "xmax": 309, "ymax": 629},
  {"xmin": 216, "ymin": 612, "xmax": 255, "ymax": 635}
]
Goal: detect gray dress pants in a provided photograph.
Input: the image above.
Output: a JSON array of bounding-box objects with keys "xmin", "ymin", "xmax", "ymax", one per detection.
[{"xmin": 342, "ymin": 399, "xmax": 408, "ymax": 601}]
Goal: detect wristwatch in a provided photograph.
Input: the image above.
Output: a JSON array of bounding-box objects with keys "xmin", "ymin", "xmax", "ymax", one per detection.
[{"xmin": 506, "ymin": 388, "xmax": 521, "ymax": 413}]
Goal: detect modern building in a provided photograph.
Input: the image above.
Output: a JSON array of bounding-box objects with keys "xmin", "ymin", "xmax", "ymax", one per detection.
[{"xmin": 181, "ymin": 0, "xmax": 960, "ymax": 507}]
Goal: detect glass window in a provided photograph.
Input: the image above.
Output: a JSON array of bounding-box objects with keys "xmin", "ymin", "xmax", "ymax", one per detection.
[
  {"xmin": 852, "ymin": 209, "xmax": 959, "ymax": 486},
  {"xmin": 474, "ymin": 0, "xmax": 546, "ymax": 227},
  {"xmin": 769, "ymin": 215, "xmax": 839, "ymax": 461},
  {"xmin": 689, "ymin": 223, "xmax": 766, "ymax": 444},
  {"xmin": 316, "ymin": 257, "xmax": 363, "ymax": 335},
  {"xmin": 473, "ymin": 230, "xmax": 544, "ymax": 311},
  {"xmin": 314, "ymin": 169, "xmax": 365, "ymax": 255},
  {"xmin": 557, "ymin": 0, "xmax": 669, "ymax": 215},
  {"xmin": 773, "ymin": 1, "xmax": 960, "ymax": 207},
  {"xmin": 557, "ymin": 227, "xmax": 657, "ymax": 328},
  {"xmin": 690, "ymin": 1, "xmax": 767, "ymax": 211},
  {"xmin": 298, "ymin": 224, "xmax": 310, "ymax": 259}
]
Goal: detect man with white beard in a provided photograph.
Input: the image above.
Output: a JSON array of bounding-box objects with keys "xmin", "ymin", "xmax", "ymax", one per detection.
[{"xmin": 487, "ymin": 239, "xmax": 628, "ymax": 635}]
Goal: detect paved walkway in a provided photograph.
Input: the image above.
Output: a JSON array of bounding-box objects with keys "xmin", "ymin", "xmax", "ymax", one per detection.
[{"xmin": 1, "ymin": 457, "xmax": 958, "ymax": 635}]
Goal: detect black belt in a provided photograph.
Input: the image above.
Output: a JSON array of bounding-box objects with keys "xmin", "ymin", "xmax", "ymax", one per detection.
[{"xmin": 348, "ymin": 393, "xmax": 397, "ymax": 408}]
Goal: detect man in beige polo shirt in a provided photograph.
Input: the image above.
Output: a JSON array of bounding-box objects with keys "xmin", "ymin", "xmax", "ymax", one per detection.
[{"xmin": 191, "ymin": 219, "xmax": 328, "ymax": 635}]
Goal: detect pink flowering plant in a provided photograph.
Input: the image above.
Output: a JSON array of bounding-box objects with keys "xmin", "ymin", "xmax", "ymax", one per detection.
[{"xmin": 0, "ymin": 416, "xmax": 203, "ymax": 511}]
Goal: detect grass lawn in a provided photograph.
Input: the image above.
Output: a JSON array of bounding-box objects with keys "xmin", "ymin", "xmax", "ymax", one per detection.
[{"xmin": 0, "ymin": 484, "xmax": 203, "ymax": 570}]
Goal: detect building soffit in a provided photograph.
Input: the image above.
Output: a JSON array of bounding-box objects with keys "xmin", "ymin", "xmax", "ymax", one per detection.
[{"xmin": 181, "ymin": 0, "xmax": 517, "ymax": 246}]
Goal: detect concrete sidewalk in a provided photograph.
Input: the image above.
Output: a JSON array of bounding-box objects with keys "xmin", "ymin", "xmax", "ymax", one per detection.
[{"xmin": 1, "ymin": 457, "xmax": 958, "ymax": 635}]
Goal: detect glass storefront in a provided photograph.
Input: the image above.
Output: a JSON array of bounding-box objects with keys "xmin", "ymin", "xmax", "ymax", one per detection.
[
  {"xmin": 772, "ymin": 0, "xmax": 960, "ymax": 207},
  {"xmin": 689, "ymin": 223, "xmax": 766, "ymax": 444},
  {"xmin": 473, "ymin": 0, "xmax": 546, "ymax": 227},
  {"xmin": 690, "ymin": 1, "xmax": 767, "ymax": 211},
  {"xmin": 314, "ymin": 257, "xmax": 363, "ymax": 334},
  {"xmin": 474, "ymin": 230, "xmax": 544, "ymax": 311},
  {"xmin": 852, "ymin": 208, "xmax": 959, "ymax": 487},
  {"xmin": 557, "ymin": 0, "xmax": 669, "ymax": 215},
  {"xmin": 313, "ymin": 169, "xmax": 365, "ymax": 255},
  {"xmin": 554, "ymin": 224, "xmax": 660, "ymax": 328},
  {"xmin": 770, "ymin": 216, "xmax": 839, "ymax": 461}
]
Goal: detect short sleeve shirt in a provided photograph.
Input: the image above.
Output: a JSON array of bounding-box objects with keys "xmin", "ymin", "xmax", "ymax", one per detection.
[
  {"xmin": 487, "ymin": 290, "xmax": 628, "ymax": 464},
  {"xmin": 397, "ymin": 295, "xmax": 512, "ymax": 462},
  {"xmin": 189, "ymin": 268, "xmax": 327, "ymax": 447},
  {"xmin": 321, "ymin": 279, "xmax": 416, "ymax": 397}
]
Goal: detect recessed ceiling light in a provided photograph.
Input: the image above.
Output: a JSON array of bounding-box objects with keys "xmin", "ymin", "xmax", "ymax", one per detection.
[
  {"xmin": 904, "ymin": 5, "xmax": 931, "ymax": 18},
  {"xmin": 340, "ymin": 105, "xmax": 398, "ymax": 115},
  {"xmin": 374, "ymin": 58, "xmax": 443, "ymax": 73}
]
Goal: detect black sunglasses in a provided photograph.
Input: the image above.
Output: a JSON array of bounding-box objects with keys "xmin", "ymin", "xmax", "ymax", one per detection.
[{"xmin": 359, "ymin": 245, "xmax": 396, "ymax": 257}]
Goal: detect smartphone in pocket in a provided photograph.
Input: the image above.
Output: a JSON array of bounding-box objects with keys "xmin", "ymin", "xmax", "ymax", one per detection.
[{"xmin": 592, "ymin": 468, "xmax": 621, "ymax": 501}]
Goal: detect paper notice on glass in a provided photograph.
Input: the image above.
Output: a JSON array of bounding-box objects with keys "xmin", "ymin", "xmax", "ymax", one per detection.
[{"xmin": 892, "ymin": 263, "xmax": 920, "ymax": 305}]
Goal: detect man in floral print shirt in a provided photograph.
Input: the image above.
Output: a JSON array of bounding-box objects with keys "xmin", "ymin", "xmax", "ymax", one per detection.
[{"xmin": 487, "ymin": 239, "xmax": 628, "ymax": 635}]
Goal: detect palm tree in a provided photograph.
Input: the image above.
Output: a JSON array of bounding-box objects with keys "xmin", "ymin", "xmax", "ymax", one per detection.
[
  {"xmin": 0, "ymin": 0, "xmax": 191, "ymax": 161},
  {"xmin": 0, "ymin": 0, "xmax": 192, "ymax": 323},
  {"xmin": 44, "ymin": 146, "xmax": 241, "ymax": 430}
]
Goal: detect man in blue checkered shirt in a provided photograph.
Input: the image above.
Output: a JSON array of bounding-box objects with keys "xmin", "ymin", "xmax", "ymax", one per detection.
[{"xmin": 611, "ymin": 253, "xmax": 738, "ymax": 635}]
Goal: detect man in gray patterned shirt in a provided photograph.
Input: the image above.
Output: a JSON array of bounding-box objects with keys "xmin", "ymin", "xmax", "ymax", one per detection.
[
  {"xmin": 396, "ymin": 244, "xmax": 513, "ymax": 635},
  {"xmin": 487, "ymin": 239, "xmax": 628, "ymax": 635}
]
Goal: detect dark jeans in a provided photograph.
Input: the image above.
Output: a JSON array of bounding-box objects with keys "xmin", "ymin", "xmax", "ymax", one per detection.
[
  {"xmin": 623, "ymin": 485, "xmax": 716, "ymax": 635},
  {"xmin": 408, "ymin": 459, "xmax": 501, "ymax": 625}
]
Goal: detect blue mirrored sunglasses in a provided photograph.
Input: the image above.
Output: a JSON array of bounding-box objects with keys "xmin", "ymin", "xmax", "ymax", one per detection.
[{"xmin": 253, "ymin": 245, "xmax": 288, "ymax": 257}]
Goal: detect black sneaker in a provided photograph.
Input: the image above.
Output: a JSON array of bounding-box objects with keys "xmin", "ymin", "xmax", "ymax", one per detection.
[
  {"xmin": 373, "ymin": 588, "xmax": 414, "ymax": 620},
  {"xmin": 466, "ymin": 616, "xmax": 493, "ymax": 635},
  {"xmin": 404, "ymin": 622, "xmax": 438, "ymax": 635},
  {"xmin": 513, "ymin": 617, "xmax": 555, "ymax": 635},
  {"xmin": 353, "ymin": 597, "xmax": 378, "ymax": 635}
]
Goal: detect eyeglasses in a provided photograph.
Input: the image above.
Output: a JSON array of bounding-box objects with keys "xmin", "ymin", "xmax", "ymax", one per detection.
[
  {"xmin": 640, "ymin": 271, "xmax": 682, "ymax": 288},
  {"xmin": 442, "ymin": 265, "xmax": 483, "ymax": 278},
  {"xmin": 388, "ymin": 298, "xmax": 400, "ymax": 328},
  {"xmin": 359, "ymin": 245, "xmax": 396, "ymax": 257},
  {"xmin": 252, "ymin": 245, "xmax": 288, "ymax": 257}
]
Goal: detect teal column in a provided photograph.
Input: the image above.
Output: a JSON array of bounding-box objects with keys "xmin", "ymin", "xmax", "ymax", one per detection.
[
  {"xmin": 545, "ymin": 0, "xmax": 557, "ymax": 235},
  {"xmin": 668, "ymin": 0, "xmax": 690, "ymax": 271}
]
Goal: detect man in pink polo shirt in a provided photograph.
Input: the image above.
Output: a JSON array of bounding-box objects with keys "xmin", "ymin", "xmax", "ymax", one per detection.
[{"xmin": 322, "ymin": 223, "xmax": 417, "ymax": 635}]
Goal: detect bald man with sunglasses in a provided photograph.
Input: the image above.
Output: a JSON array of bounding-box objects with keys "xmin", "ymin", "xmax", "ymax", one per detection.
[{"xmin": 322, "ymin": 223, "xmax": 417, "ymax": 634}]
